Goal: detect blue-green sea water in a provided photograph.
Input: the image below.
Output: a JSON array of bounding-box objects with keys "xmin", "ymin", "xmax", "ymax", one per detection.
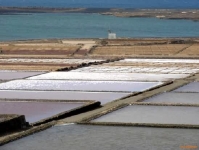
[
  {"xmin": 0, "ymin": 13, "xmax": 199, "ymax": 41},
  {"xmin": 0, "ymin": 0, "xmax": 199, "ymax": 9}
]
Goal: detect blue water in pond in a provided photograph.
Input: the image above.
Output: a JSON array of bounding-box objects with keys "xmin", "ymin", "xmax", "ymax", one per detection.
[
  {"xmin": 0, "ymin": 13, "xmax": 199, "ymax": 41},
  {"xmin": 0, "ymin": 0, "xmax": 199, "ymax": 9}
]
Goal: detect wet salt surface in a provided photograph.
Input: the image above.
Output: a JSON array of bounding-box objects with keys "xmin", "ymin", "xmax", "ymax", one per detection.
[
  {"xmin": 93, "ymin": 105, "xmax": 199, "ymax": 125},
  {"xmin": 0, "ymin": 71, "xmax": 44, "ymax": 80},
  {"xmin": 174, "ymin": 82, "xmax": 199, "ymax": 93},
  {"xmin": 0, "ymin": 90, "xmax": 129, "ymax": 105},
  {"xmin": 2, "ymin": 125, "xmax": 199, "ymax": 150},
  {"xmin": 121, "ymin": 59, "xmax": 199, "ymax": 63},
  {"xmin": 28, "ymin": 72, "xmax": 188, "ymax": 81},
  {"xmin": 0, "ymin": 80, "xmax": 162, "ymax": 92},
  {"xmin": 0, "ymin": 101, "xmax": 84, "ymax": 123},
  {"xmin": 143, "ymin": 93, "xmax": 199, "ymax": 104},
  {"xmin": 0, "ymin": 70, "xmax": 17, "ymax": 72},
  {"xmin": 72, "ymin": 66, "xmax": 199, "ymax": 74}
]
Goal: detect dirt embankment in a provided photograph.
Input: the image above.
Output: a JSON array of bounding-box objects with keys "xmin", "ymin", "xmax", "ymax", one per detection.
[{"xmin": 101, "ymin": 9, "xmax": 199, "ymax": 21}]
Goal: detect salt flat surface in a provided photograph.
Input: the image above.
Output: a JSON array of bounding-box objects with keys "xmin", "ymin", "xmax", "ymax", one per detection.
[
  {"xmin": 0, "ymin": 70, "xmax": 17, "ymax": 72},
  {"xmin": 28, "ymin": 72, "xmax": 188, "ymax": 81},
  {"xmin": 71, "ymin": 66, "xmax": 198, "ymax": 74},
  {"xmin": 93, "ymin": 105, "xmax": 199, "ymax": 125},
  {"xmin": 62, "ymin": 40, "xmax": 96, "ymax": 44},
  {"xmin": 0, "ymin": 71, "xmax": 44, "ymax": 80},
  {"xmin": 174, "ymin": 82, "xmax": 199, "ymax": 93},
  {"xmin": 121, "ymin": 59, "xmax": 199, "ymax": 63},
  {"xmin": 0, "ymin": 80, "xmax": 162, "ymax": 92},
  {"xmin": 2, "ymin": 125, "xmax": 199, "ymax": 150},
  {"xmin": 0, "ymin": 101, "xmax": 84, "ymax": 123},
  {"xmin": 0, "ymin": 90, "xmax": 129, "ymax": 105},
  {"xmin": 0, "ymin": 59, "xmax": 103, "ymax": 64},
  {"xmin": 143, "ymin": 92, "xmax": 199, "ymax": 104}
]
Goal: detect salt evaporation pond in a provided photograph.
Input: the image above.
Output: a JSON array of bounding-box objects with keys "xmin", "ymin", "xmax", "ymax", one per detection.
[
  {"xmin": 143, "ymin": 92, "xmax": 199, "ymax": 104},
  {"xmin": 72, "ymin": 66, "xmax": 199, "ymax": 74},
  {"xmin": 28, "ymin": 72, "xmax": 188, "ymax": 81},
  {"xmin": 121, "ymin": 59, "xmax": 199, "ymax": 64},
  {"xmin": 0, "ymin": 71, "xmax": 44, "ymax": 81},
  {"xmin": 93, "ymin": 105, "xmax": 199, "ymax": 125},
  {"xmin": 0, "ymin": 101, "xmax": 85, "ymax": 124},
  {"xmin": 1, "ymin": 125, "xmax": 199, "ymax": 150},
  {"xmin": 0, "ymin": 80, "xmax": 162, "ymax": 92},
  {"xmin": 0, "ymin": 90, "xmax": 129, "ymax": 105},
  {"xmin": 174, "ymin": 82, "xmax": 199, "ymax": 93}
]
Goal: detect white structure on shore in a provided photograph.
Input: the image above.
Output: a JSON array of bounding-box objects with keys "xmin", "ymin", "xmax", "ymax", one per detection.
[{"xmin": 108, "ymin": 30, "xmax": 116, "ymax": 39}]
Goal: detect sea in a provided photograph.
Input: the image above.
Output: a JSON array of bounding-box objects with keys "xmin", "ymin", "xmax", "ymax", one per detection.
[
  {"xmin": 0, "ymin": 0, "xmax": 199, "ymax": 41},
  {"xmin": 0, "ymin": 0, "xmax": 199, "ymax": 9}
]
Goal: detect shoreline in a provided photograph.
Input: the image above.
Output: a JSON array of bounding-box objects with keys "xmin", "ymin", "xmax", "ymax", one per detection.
[
  {"xmin": 0, "ymin": 7, "xmax": 199, "ymax": 21},
  {"xmin": 1, "ymin": 37, "xmax": 199, "ymax": 44}
]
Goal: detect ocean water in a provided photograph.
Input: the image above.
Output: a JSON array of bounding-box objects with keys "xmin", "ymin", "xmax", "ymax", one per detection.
[
  {"xmin": 0, "ymin": 13, "xmax": 199, "ymax": 41},
  {"xmin": 0, "ymin": 0, "xmax": 199, "ymax": 8}
]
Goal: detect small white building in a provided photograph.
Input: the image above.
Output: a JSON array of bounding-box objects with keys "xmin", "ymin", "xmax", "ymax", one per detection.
[{"xmin": 108, "ymin": 33, "xmax": 117, "ymax": 39}]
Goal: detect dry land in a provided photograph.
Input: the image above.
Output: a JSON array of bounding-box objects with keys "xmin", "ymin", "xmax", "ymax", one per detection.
[
  {"xmin": 101, "ymin": 9, "xmax": 199, "ymax": 21},
  {"xmin": 0, "ymin": 38, "xmax": 198, "ymax": 71},
  {"xmin": 0, "ymin": 7, "xmax": 199, "ymax": 21}
]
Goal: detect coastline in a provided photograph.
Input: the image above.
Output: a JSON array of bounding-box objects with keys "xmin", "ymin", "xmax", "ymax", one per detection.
[{"xmin": 0, "ymin": 7, "xmax": 199, "ymax": 21}]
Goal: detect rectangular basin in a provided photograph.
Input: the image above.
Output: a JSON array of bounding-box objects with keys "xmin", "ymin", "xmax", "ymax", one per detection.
[
  {"xmin": 0, "ymin": 80, "xmax": 162, "ymax": 92},
  {"xmin": 0, "ymin": 90, "xmax": 129, "ymax": 105},
  {"xmin": 121, "ymin": 59, "xmax": 199, "ymax": 64},
  {"xmin": 1, "ymin": 125, "xmax": 199, "ymax": 150},
  {"xmin": 93, "ymin": 105, "xmax": 199, "ymax": 125},
  {"xmin": 0, "ymin": 100, "xmax": 98, "ymax": 125},
  {"xmin": 174, "ymin": 82, "xmax": 199, "ymax": 93},
  {"xmin": 0, "ymin": 71, "xmax": 44, "ymax": 81},
  {"xmin": 27, "ymin": 72, "xmax": 188, "ymax": 82},
  {"xmin": 143, "ymin": 93, "xmax": 199, "ymax": 104},
  {"xmin": 72, "ymin": 66, "xmax": 198, "ymax": 74}
]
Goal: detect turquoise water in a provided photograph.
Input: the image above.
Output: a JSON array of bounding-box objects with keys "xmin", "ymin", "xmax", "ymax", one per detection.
[{"xmin": 0, "ymin": 13, "xmax": 199, "ymax": 41}]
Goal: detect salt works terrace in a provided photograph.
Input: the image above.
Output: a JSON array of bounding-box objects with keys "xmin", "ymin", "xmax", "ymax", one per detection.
[{"xmin": 1, "ymin": 38, "xmax": 199, "ymax": 149}]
